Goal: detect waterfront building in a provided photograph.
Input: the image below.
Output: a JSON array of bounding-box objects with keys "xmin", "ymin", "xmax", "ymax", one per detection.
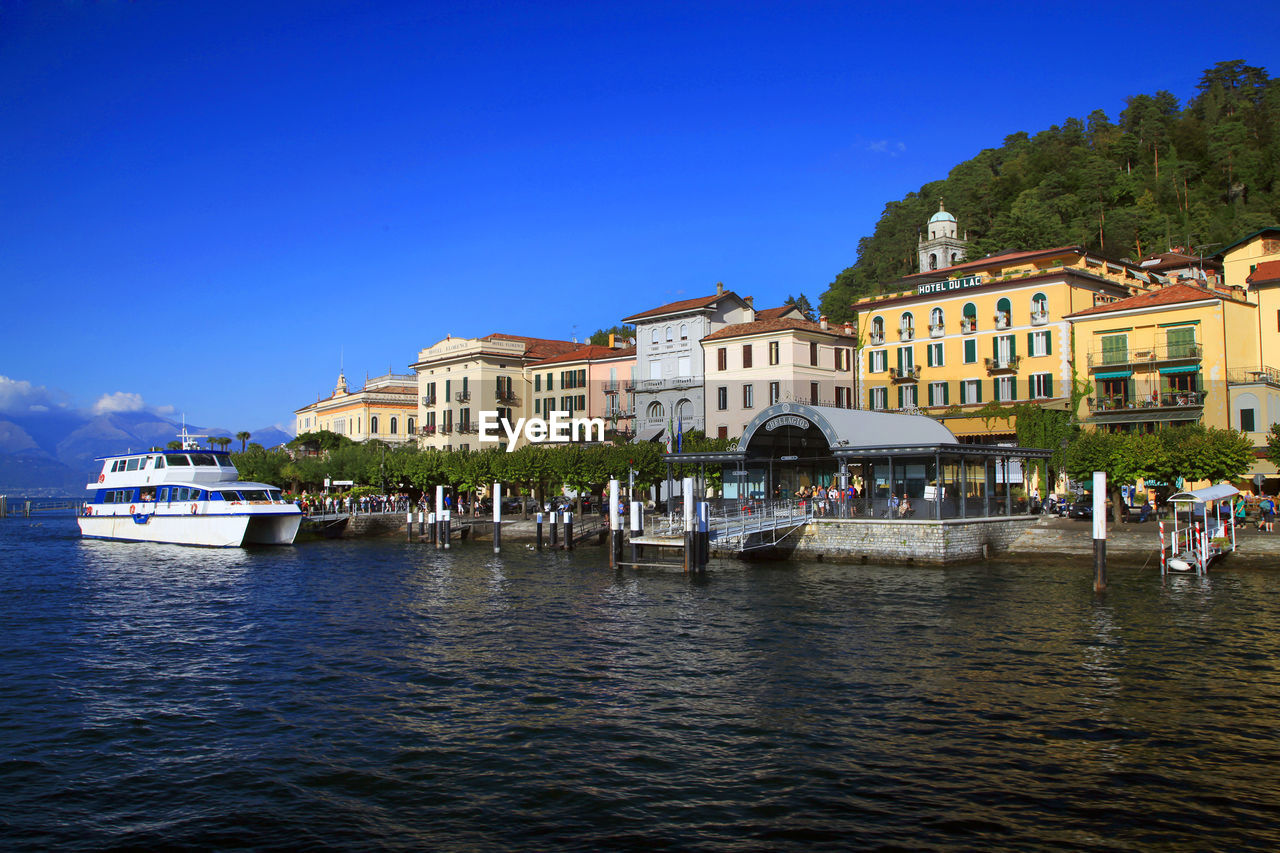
[
  {"xmin": 293, "ymin": 372, "xmax": 418, "ymax": 444},
  {"xmin": 854, "ymin": 237, "xmax": 1152, "ymax": 442},
  {"xmin": 411, "ymin": 333, "xmax": 579, "ymax": 452},
  {"xmin": 700, "ymin": 315, "xmax": 857, "ymax": 440},
  {"xmin": 622, "ymin": 283, "xmax": 755, "ymax": 442},
  {"xmin": 526, "ymin": 344, "xmax": 637, "ymax": 439}
]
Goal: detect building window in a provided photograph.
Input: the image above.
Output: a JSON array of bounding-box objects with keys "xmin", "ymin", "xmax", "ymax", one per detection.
[
  {"xmin": 927, "ymin": 342, "xmax": 943, "ymax": 367},
  {"xmin": 717, "ymin": 347, "xmax": 727, "ymax": 370},
  {"xmin": 961, "ymin": 379, "xmax": 982, "ymax": 404},
  {"xmin": 769, "ymin": 341, "xmax": 780, "ymax": 365},
  {"xmin": 1029, "ymin": 330, "xmax": 1050, "ymax": 357},
  {"xmin": 742, "ymin": 344, "xmax": 753, "ymax": 368},
  {"xmin": 769, "ymin": 381, "xmax": 780, "ymax": 405},
  {"xmin": 995, "ymin": 297, "xmax": 1012, "ymax": 329},
  {"xmin": 680, "ymin": 323, "xmax": 688, "ymax": 340},
  {"xmin": 963, "ymin": 339, "xmax": 976, "ymax": 364},
  {"xmin": 1031, "ymin": 292, "xmax": 1048, "ymax": 322},
  {"xmin": 742, "ymin": 384, "xmax": 754, "ymax": 408},
  {"xmin": 717, "ymin": 426, "xmax": 728, "ymax": 440},
  {"xmin": 810, "ymin": 341, "xmax": 819, "ymax": 366},
  {"xmin": 897, "ymin": 346, "xmax": 914, "ymax": 372},
  {"xmin": 677, "ymin": 356, "xmax": 691, "ymax": 377},
  {"xmin": 994, "ymin": 376, "xmax": 1016, "ymax": 402},
  {"xmin": 835, "ymin": 386, "xmax": 851, "ymax": 408},
  {"xmin": 928, "ymin": 381, "xmax": 948, "ymax": 406},
  {"xmin": 390, "ymin": 417, "xmax": 398, "ymax": 435},
  {"xmin": 870, "ymin": 350, "xmax": 887, "ymax": 373},
  {"xmin": 370, "ymin": 416, "xmax": 379, "ymax": 434},
  {"xmin": 717, "ymin": 386, "xmax": 728, "ymax": 410},
  {"xmin": 870, "ymin": 387, "xmax": 887, "ymax": 410},
  {"xmin": 651, "ymin": 329, "xmax": 659, "ymax": 344},
  {"xmin": 1241, "ymin": 409, "xmax": 1256, "ymax": 432},
  {"xmin": 1100, "ymin": 334, "xmax": 1128, "ymax": 366},
  {"xmin": 1166, "ymin": 326, "xmax": 1196, "ymax": 358},
  {"xmin": 1029, "ymin": 373, "xmax": 1053, "ymax": 399},
  {"xmin": 870, "ymin": 316, "xmax": 884, "ymax": 343},
  {"xmin": 810, "ymin": 382, "xmax": 819, "ymax": 404},
  {"xmin": 836, "ymin": 347, "xmax": 850, "ymax": 370},
  {"xmin": 897, "ymin": 384, "xmax": 917, "ymax": 409},
  {"xmin": 647, "ymin": 401, "xmax": 664, "ymax": 419},
  {"xmin": 649, "ymin": 360, "xmax": 661, "ymax": 380},
  {"xmin": 666, "ymin": 326, "xmax": 673, "ymax": 342},
  {"xmin": 899, "ymin": 312, "xmax": 914, "ymax": 340},
  {"xmin": 962, "ymin": 302, "xmax": 977, "ymax": 333},
  {"xmin": 993, "ymin": 334, "xmax": 1015, "ymax": 367}
]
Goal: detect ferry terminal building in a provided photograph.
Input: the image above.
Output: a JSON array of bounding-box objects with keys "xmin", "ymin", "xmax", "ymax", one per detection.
[{"xmin": 670, "ymin": 402, "xmax": 1051, "ymax": 519}]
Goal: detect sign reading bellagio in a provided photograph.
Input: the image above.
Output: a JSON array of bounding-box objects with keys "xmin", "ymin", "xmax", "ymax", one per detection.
[
  {"xmin": 764, "ymin": 415, "xmax": 810, "ymax": 431},
  {"xmin": 916, "ymin": 274, "xmax": 982, "ymax": 295}
]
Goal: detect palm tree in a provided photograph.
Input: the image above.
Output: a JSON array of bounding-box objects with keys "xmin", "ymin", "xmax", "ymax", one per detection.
[
  {"xmin": 213, "ymin": 436, "xmax": 232, "ymax": 452},
  {"xmin": 236, "ymin": 431, "xmax": 251, "ymax": 452}
]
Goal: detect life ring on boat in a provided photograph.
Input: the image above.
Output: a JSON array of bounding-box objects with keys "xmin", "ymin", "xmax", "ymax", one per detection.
[
  {"xmin": 85, "ymin": 506, "xmax": 92, "ymax": 516},
  {"xmin": 98, "ymin": 474, "xmax": 105, "ymax": 483},
  {"xmin": 129, "ymin": 504, "xmax": 136, "ymax": 514},
  {"xmin": 190, "ymin": 503, "xmax": 198, "ymax": 515}
]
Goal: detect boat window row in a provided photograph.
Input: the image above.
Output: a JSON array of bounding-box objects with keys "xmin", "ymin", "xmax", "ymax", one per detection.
[
  {"xmin": 105, "ymin": 453, "xmax": 233, "ymax": 474},
  {"xmin": 96, "ymin": 486, "xmax": 284, "ymax": 503}
]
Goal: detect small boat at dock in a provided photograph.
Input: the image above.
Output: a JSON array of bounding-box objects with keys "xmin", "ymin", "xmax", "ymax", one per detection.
[{"xmin": 1161, "ymin": 483, "xmax": 1238, "ymax": 574}]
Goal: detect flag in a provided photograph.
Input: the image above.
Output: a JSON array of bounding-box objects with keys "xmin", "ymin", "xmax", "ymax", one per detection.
[
  {"xmin": 665, "ymin": 415, "xmax": 673, "ymax": 454},
  {"xmin": 677, "ymin": 412, "xmax": 683, "ymax": 453}
]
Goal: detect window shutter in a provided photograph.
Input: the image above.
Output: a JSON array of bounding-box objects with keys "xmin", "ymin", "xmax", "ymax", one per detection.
[
  {"xmin": 1027, "ymin": 332, "xmax": 1033, "ymax": 355},
  {"xmin": 1009, "ymin": 335, "xmax": 1017, "ymax": 359},
  {"xmin": 927, "ymin": 345, "xmax": 934, "ymax": 367},
  {"xmin": 897, "ymin": 348, "xmax": 904, "ymax": 374},
  {"xmin": 928, "ymin": 384, "xmax": 935, "ymax": 406},
  {"xmin": 975, "ymin": 381, "xmax": 983, "ymax": 403},
  {"xmin": 897, "ymin": 386, "xmax": 904, "ymax": 409},
  {"xmin": 1045, "ymin": 374, "xmax": 1053, "ymax": 398},
  {"xmin": 992, "ymin": 337, "xmax": 998, "ymax": 361},
  {"xmin": 1045, "ymin": 331, "xmax": 1052, "ymax": 356},
  {"xmin": 993, "ymin": 378, "xmax": 1000, "ymax": 402},
  {"xmin": 943, "ymin": 382, "xmax": 950, "ymax": 405}
]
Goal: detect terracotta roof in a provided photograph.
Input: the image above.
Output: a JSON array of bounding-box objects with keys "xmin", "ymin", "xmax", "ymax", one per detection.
[
  {"xmin": 701, "ymin": 317, "xmax": 856, "ymax": 343},
  {"xmin": 528, "ymin": 344, "xmax": 636, "ymax": 367},
  {"xmin": 755, "ymin": 305, "xmax": 805, "ymax": 320},
  {"xmin": 1064, "ymin": 283, "xmax": 1225, "ymax": 318},
  {"xmin": 622, "ymin": 291, "xmax": 743, "ymax": 322},
  {"xmin": 1138, "ymin": 251, "xmax": 1221, "ymax": 273},
  {"xmin": 483, "ymin": 333, "xmax": 581, "ymax": 360},
  {"xmin": 1247, "ymin": 260, "xmax": 1280, "ymax": 286}
]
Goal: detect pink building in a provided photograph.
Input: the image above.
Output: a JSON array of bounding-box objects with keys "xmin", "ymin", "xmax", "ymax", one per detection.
[{"xmin": 526, "ymin": 344, "xmax": 638, "ymax": 438}]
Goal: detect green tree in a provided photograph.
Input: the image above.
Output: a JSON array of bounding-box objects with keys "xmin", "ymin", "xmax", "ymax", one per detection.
[
  {"xmin": 1267, "ymin": 423, "xmax": 1280, "ymax": 466},
  {"xmin": 1064, "ymin": 430, "xmax": 1165, "ymax": 524},
  {"xmin": 784, "ymin": 293, "xmax": 814, "ymax": 320},
  {"xmin": 588, "ymin": 324, "xmax": 636, "ymax": 347},
  {"xmin": 235, "ymin": 431, "xmax": 251, "ymax": 452}
]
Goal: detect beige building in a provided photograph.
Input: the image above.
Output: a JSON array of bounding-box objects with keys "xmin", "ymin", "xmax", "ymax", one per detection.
[
  {"xmin": 701, "ymin": 315, "xmax": 857, "ymax": 440},
  {"xmin": 294, "ymin": 372, "xmax": 419, "ymax": 444},
  {"xmin": 411, "ymin": 333, "xmax": 579, "ymax": 451}
]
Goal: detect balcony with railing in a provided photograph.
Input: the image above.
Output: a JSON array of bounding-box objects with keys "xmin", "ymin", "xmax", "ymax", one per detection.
[
  {"xmin": 993, "ymin": 313, "xmax": 1011, "ymax": 330},
  {"xmin": 985, "ymin": 355, "xmax": 1021, "ymax": 374},
  {"xmin": 1030, "ymin": 310, "xmax": 1049, "ymax": 326},
  {"xmin": 1226, "ymin": 365, "xmax": 1280, "ymax": 387},
  {"xmin": 1088, "ymin": 390, "xmax": 1205, "ymax": 415},
  {"xmin": 889, "ymin": 365, "xmax": 921, "ymax": 382},
  {"xmin": 496, "ymin": 389, "xmax": 520, "ymax": 405},
  {"xmin": 929, "ymin": 323, "xmax": 945, "ymax": 338},
  {"xmin": 623, "ymin": 379, "xmax": 635, "ymax": 392},
  {"xmin": 457, "ymin": 421, "xmax": 478, "ymax": 435},
  {"xmin": 420, "ymin": 394, "xmax": 436, "ymax": 406},
  {"xmin": 961, "ymin": 317, "xmax": 976, "ymax": 334},
  {"xmin": 437, "ymin": 423, "xmax": 453, "ymax": 435},
  {"xmin": 455, "ymin": 390, "xmax": 471, "ymax": 403},
  {"xmin": 898, "ymin": 325, "xmax": 914, "ymax": 342},
  {"xmin": 1086, "ymin": 342, "xmax": 1202, "ymax": 369},
  {"xmin": 419, "ymin": 424, "xmax": 436, "ymax": 436},
  {"xmin": 603, "ymin": 381, "xmax": 619, "ymax": 395}
]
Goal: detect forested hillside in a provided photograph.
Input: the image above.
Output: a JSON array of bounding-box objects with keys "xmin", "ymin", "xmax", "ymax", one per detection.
[{"xmin": 819, "ymin": 61, "xmax": 1280, "ymax": 321}]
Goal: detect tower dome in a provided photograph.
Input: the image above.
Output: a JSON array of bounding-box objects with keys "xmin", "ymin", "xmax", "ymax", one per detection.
[{"xmin": 918, "ymin": 202, "xmax": 966, "ymax": 272}]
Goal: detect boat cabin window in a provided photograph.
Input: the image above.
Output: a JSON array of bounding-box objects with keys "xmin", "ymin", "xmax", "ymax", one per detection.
[
  {"xmin": 268, "ymin": 489, "xmax": 282, "ymax": 501},
  {"xmin": 219, "ymin": 456, "xmax": 236, "ymax": 468},
  {"xmin": 103, "ymin": 489, "xmax": 134, "ymax": 503},
  {"xmin": 125, "ymin": 458, "xmax": 141, "ymax": 472},
  {"xmin": 190, "ymin": 454, "xmax": 217, "ymax": 466},
  {"xmin": 140, "ymin": 488, "xmax": 155, "ymax": 502},
  {"xmin": 165, "ymin": 455, "xmax": 191, "ymax": 466},
  {"xmin": 240, "ymin": 489, "xmax": 270, "ymax": 501},
  {"xmin": 209, "ymin": 491, "xmax": 225, "ymax": 500},
  {"xmin": 154, "ymin": 456, "xmax": 165, "ymax": 469}
]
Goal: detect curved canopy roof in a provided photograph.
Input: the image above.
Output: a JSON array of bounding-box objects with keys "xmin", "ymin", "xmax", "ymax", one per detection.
[
  {"xmin": 1169, "ymin": 483, "xmax": 1240, "ymax": 503},
  {"xmin": 739, "ymin": 403, "xmax": 958, "ymax": 453}
]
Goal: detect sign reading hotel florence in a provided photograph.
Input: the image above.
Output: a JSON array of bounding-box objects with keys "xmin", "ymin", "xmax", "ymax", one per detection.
[
  {"xmin": 916, "ymin": 274, "xmax": 982, "ymax": 295},
  {"xmin": 764, "ymin": 415, "xmax": 810, "ymax": 431}
]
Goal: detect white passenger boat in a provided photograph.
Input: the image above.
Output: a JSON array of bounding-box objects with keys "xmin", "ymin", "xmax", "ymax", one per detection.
[{"xmin": 77, "ymin": 435, "xmax": 302, "ymax": 547}]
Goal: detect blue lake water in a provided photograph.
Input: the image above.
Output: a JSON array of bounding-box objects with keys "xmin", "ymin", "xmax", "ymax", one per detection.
[{"xmin": 2, "ymin": 517, "xmax": 1280, "ymax": 851}]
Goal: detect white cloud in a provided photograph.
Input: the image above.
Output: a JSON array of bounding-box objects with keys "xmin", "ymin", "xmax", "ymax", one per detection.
[
  {"xmin": 92, "ymin": 392, "xmax": 147, "ymax": 415},
  {"xmin": 0, "ymin": 375, "xmax": 69, "ymax": 414},
  {"xmin": 867, "ymin": 140, "xmax": 906, "ymax": 157},
  {"xmin": 154, "ymin": 404, "xmax": 175, "ymax": 415}
]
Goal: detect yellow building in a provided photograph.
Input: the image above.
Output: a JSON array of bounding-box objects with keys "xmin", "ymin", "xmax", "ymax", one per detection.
[
  {"xmin": 701, "ymin": 315, "xmax": 857, "ymax": 440},
  {"xmin": 293, "ymin": 372, "xmax": 419, "ymax": 444},
  {"xmin": 854, "ymin": 245, "xmax": 1149, "ymax": 440},
  {"xmin": 411, "ymin": 333, "xmax": 579, "ymax": 452},
  {"xmin": 1220, "ymin": 227, "xmax": 1280, "ymax": 369}
]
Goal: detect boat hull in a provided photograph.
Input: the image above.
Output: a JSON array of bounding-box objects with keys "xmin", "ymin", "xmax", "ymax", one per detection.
[{"xmin": 78, "ymin": 509, "xmax": 301, "ymax": 547}]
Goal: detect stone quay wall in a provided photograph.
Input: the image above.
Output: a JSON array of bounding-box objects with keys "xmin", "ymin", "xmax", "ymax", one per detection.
[{"xmin": 757, "ymin": 516, "xmax": 1042, "ymax": 564}]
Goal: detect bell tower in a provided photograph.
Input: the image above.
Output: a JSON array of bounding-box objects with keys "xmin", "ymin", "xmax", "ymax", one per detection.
[{"xmin": 918, "ymin": 202, "xmax": 967, "ymax": 273}]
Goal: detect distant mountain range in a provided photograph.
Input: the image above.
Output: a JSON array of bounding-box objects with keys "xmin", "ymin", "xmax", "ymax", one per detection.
[{"xmin": 0, "ymin": 410, "xmax": 292, "ymax": 496}]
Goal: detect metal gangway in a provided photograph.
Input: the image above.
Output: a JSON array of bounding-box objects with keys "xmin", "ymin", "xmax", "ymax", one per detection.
[{"xmin": 706, "ymin": 499, "xmax": 813, "ymax": 552}]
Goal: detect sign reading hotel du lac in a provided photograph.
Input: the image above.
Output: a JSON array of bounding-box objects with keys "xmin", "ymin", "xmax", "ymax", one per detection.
[{"xmin": 916, "ymin": 274, "xmax": 982, "ymax": 295}]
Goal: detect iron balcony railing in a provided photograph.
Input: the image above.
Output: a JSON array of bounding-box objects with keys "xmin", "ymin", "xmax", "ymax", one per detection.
[
  {"xmin": 889, "ymin": 365, "xmax": 921, "ymax": 382},
  {"xmin": 420, "ymin": 395, "xmax": 436, "ymax": 406},
  {"xmin": 1086, "ymin": 342, "xmax": 1202, "ymax": 369},
  {"xmin": 985, "ymin": 355, "xmax": 1021, "ymax": 374},
  {"xmin": 1088, "ymin": 390, "xmax": 1205, "ymax": 413},
  {"xmin": 1030, "ymin": 310, "xmax": 1049, "ymax": 326},
  {"xmin": 1226, "ymin": 366, "xmax": 1280, "ymax": 386},
  {"xmin": 929, "ymin": 324, "xmax": 944, "ymax": 338},
  {"xmin": 455, "ymin": 391, "xmax": 471, "ymax": 403},
  {"xmin": 496, "ymin": 390, "xmax": 520, "ymax": 405},
  {"xmin": 898, "ymin": 326, "xmax": 914, "ymax": 341},
  {"xmin": 868, "ymin": 331, "xmax": 885, "ymax": 345}
]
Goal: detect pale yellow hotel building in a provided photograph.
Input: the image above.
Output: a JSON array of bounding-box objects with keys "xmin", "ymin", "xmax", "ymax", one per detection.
[{"xmin": 294, "ymin": 372, "xmax": 419, "ymax": 444}]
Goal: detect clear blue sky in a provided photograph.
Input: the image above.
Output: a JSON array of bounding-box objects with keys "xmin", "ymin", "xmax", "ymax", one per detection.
[{"xmin": 3, "ymin": 0, "xmax": 1278, "ymax": 432}]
